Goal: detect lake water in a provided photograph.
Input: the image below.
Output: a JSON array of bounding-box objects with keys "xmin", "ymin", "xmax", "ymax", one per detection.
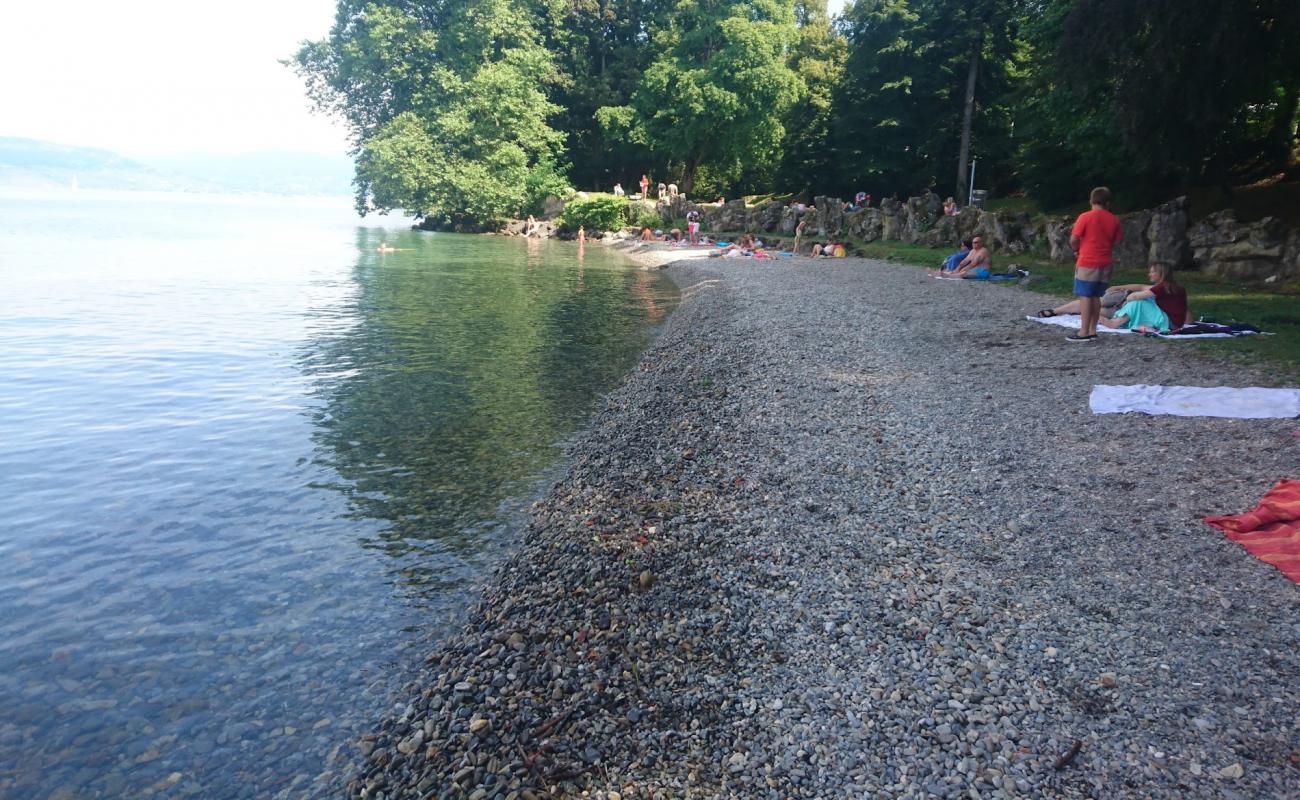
[{"xmin": 0, "ymin": 189, "xmax": 676, "ymax": 798}]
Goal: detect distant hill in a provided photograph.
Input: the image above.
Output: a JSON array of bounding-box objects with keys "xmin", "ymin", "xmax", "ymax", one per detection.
[
  {"xmin": 0, "ymin": 137, "xmax": 353, "ymax": 196},
  {"xmin": 0, "ymin": 137, "xmax": 208, "ymax": 192}
]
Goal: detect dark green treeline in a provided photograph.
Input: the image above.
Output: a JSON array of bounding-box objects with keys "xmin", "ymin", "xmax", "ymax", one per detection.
[{"xmin": 294, "ymin": 0, "xmax": 1299, "ymax": 225}]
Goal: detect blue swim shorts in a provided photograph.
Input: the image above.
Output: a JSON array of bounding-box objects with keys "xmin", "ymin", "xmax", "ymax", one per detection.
[
  {"xmin": 973, "ymin": 267, "xmax": 991, "ymax": 280},
  {"xmin": 1073, "ymin": 265, "xmax": 1113, "ymax": 297}
]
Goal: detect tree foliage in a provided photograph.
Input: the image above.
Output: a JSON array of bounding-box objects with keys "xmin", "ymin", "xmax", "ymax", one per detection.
[
  {"xmin": 560, "ymin": 195, "xmax": 630, "ymax": 231},
  {"xmin": 296, "ymin": 0, "xmax": 1300, "ymax": 222},
  {"xmin": 295, "ymin": 0, "xmax": 563, "ymax": 227},
  {"xmin": 601, "ymin": 0, "xmax": 805, "ymax": 195}
]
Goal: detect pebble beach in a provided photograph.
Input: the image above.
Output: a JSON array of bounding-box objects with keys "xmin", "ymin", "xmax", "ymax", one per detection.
[{"xmin": 347, "ymin": 250, "xmax": 1299, "ymax": 799}]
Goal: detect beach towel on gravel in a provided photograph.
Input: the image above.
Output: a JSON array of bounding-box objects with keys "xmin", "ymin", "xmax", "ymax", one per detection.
[
  {"xmin": 1088, "ymin": 385, "xmax": 1300, "ymax": 418},
  {"xmin": 1204, "ymin": 479, "xmax": 1300, "ymax": 583},
  {"xmin": 1025, "ymin": 314, "xmax": 1262, "ymax": 339}
]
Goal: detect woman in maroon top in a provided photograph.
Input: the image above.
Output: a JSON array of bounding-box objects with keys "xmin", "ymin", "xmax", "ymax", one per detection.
[{"xmin": 1038, "ymin": 262, "xmax": 1190, "ymax": 329}]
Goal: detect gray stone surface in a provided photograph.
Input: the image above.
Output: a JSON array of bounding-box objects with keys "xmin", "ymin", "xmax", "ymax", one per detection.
[{"xmin": 345, "ymin": 256, "xmax": 1299, "ymax": 800}]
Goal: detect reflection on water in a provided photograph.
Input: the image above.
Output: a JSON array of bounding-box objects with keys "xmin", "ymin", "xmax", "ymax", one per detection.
[{"xmin": 0, "ymin": 191, "xmax": 676, "ymax": 799}]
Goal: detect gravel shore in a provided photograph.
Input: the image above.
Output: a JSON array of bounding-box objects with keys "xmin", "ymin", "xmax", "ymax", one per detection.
[{"xmin": 348, "ymin": 252, "xmax": 1299, "ymax": 799}]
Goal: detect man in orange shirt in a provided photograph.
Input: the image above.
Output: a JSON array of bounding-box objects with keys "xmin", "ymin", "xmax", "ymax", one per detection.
[{"xmin": 1068, "ymin": 186, "xmax": 1123, "ymax": 341}]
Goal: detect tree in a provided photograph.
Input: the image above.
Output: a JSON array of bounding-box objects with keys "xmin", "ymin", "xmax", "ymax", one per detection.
[
  {"xmin": 602, "ymin": 0, "xmax": 805, "ymax": 196},
  {"xmin": 833, "ymin": 0, "xmax": 1020, "ymax": 200},
  {"xmin": 532, "ymin": 0, "xmax": 675, "ymax": 190},
  {"xmin": 1017, "ymin": 0, "xmax": 1300, "ymax": 204},
  {"xmin": 769, "ymin": 0, "xmax": 847, "ymax": 195},
  {"xmin": 294, "ymin": 0, "xmax": 564, "ymax": 227}
]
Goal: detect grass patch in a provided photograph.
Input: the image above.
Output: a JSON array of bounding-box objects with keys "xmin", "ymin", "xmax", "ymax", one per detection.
[
  {"xmin": 985, "ymin": 195, "xmax": 1045, "ymax": 216},
  {"xmin": 857, "ymin": 241, "xmax": 1300, "ymax": 379},
  {"xmin": 741, "ymin": 192, "xmax": 794, "ymax": 206}
]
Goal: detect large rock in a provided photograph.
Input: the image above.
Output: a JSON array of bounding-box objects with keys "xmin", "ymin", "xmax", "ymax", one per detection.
[
  {"xmin": 542, "ymin": 194, "xmax": 566, "ymax": 220},
  {"xmin": 1045, "ymin": 217, "xmax": 1075, "ymax": 263},
  {"xmin": 1146, "ymin": 196, "xmax": 1191, "ymax": 268},
  {"xmin": 747, "ymin": 201, "xmax": 784, "ymax": 233},
  {"xmin": 1114, "ymin": 209, "xmax": 1153, "ymax": 269},
  {"xmin": 901, "ymin": 197, "xmax": 928, "ymax": 243},
  {"xmin": 779, "ymin": 206, "xmax": 801, "ymax": 234},
  {"xmin": 812, "ymin": 196, "xmax": 846, "ymax": 237},
  {"xmin": 922, "ymin": 191, "xmax": 944, "ymax": 223},
  {"xmin": 918, "ymin": 215, "xmax": 960, "ymax": 248},
  {"xmin": 714, "ymin": 199, "xmax": 749, "ymax": 232},
  {"xmin": 1283, "ymin": 229, "xmax": 1300, "ymax": 280},
  {"xmin": 971, "ymin": 211, "xmax": 1012, "ymax": 251},
  {"xmin": 879, "ymin": 198, "xmax": 907, "ymax": 241},
  {"xmin": 1188, "ymin": 210, "xmax": 1288, "ymax": 279},
  {"xmin": 847, "ymin": 209, "xmax": 884, "ymax": 242}
]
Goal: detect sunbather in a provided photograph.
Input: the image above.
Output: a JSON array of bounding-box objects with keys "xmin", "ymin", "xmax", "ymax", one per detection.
[
  {"xmin": 811, "ymin": 242, "xmax": 845, "ymax": 257},
  {"xmin": 928, "ymin": 236, "xmax": 991, "ymax": 278},
  {"xmin": 1036, "ymin": 262, "xmax": 1190, "ymax": 330},
  {"xmin": 941, "ymin": 239, "xmax": 972, "ymax": 271}
]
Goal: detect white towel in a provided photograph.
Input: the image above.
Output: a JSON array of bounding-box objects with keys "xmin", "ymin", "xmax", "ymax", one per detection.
[
  {"xmin": 1025, "ymin": 314, "xmax": 1248, "ymax": 339},
  {"xmin": 1089, "ymin": 384, "xmax": 1300, "ymax": 418},
  {"xmin": 1025, "ymin": 314, "xmax": 1131, "ymax": 333}
]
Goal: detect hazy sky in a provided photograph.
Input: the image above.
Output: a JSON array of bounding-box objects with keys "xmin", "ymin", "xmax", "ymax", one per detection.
[
  {"xmin": 1, "ymin": 1, "xmax": 851, "ymax": 158},
  {"xmin": 0, "ymin": 1, "xmax": 350, "ymax": 157}
]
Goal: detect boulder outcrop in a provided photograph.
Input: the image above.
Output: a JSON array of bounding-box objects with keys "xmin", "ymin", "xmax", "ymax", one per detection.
[{"xmin": 601, "ymin": 191, "xmax": 1296, "ymax": 280}]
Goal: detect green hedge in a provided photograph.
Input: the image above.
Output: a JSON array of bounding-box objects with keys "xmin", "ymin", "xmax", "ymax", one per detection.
[{"xmin": 560, "ymin": 196, "xmax": 628, "ymax": 231}]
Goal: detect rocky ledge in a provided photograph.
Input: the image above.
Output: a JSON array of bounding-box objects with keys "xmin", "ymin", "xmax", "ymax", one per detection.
[{"xmin": 347, "ymin": 255, "xmax": 1298, "ymax": 799}]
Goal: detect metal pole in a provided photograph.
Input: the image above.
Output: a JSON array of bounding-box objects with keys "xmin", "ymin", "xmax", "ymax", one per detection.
[{"xmin": 968, "ymin": 158, "xmax": 977, "ymax": 207}]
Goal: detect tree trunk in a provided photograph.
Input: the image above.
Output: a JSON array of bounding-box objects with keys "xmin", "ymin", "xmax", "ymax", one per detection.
[
  {"xmin": 682, "ymin": 156, "xmax": 700, "ymax": 197},
  {"xmin": 1266, "ymin": 84, "xmax": 1298, "ymax": 173},
  {"xmin": 956, "ymin": 28, "xmax": 983, "ymax": 205}
]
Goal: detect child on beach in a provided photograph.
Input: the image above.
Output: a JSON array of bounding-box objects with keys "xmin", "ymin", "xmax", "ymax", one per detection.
[
  {"xmin": 1037, "ymin": 262, "xmax": 1190, "ymax": 332},
  {"xmin": 1066, "ymin": 186, "xmax": 1123, "ymax": 342}
]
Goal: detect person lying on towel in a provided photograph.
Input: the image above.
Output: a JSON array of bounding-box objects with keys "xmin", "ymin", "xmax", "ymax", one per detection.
[{"xmin": 1036, "ymin": 262, "xmax": 1190, "ymax": 331}]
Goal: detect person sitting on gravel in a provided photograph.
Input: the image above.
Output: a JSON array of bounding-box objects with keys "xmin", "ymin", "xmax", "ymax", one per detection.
[
  {"xmin": 941, "ymin": 239, "xmax": 973, "ymax": 271},
  {"xmin": 929, "ymin": 236, "xmax": 991, "ymax": 278},
  {"xmin": 663, "ymin": 228, "xmax": 683, "ymax": 243},
  {"xmin": 1036, "ymin": 262, "xmax": 1190, "ymax": 331}
]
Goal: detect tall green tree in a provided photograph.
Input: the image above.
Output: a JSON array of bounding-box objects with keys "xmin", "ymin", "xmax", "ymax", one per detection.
[
  {"xmin": 601, "ymin": 0, "xmax": 805, "ymax": 196},
  {"xmin": 768, "ymin": 0, "xmax": 847, "ymax": 195},
  {"xmin": 1016, "ymin": 0, "xmax": 1300, "ymax": 206},
  {"xmin": 533, "ymin": 0, "xmax": 675, "ymax": 190},
  {"xmin": 294, "ymin": 0, "xmax": 564, "ymax": 227},
  {"xmin": 833, "ymin": 0, "xmax": 1020, "ymax": 199}
]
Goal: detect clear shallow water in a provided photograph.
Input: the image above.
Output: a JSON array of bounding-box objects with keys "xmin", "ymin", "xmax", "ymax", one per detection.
[{"xmin": 0, "ymin": 189, "xmax": 676, "ymax": 798}]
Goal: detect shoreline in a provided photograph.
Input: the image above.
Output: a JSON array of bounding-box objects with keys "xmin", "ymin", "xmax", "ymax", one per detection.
[{"xmin": 346, "ymin": 255, "xmax": 1298, "ymax": 798}]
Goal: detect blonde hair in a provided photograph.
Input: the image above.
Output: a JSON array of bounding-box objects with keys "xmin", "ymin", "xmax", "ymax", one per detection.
[{"xmin": 1150, "ymin": 261, "xmax": 1180, "ymax": 289}]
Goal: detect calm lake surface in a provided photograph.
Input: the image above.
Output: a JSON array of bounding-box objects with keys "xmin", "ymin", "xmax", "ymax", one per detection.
[{"xmin": 0, "ymin": 189, "xmax": 677, "ymax": 798}]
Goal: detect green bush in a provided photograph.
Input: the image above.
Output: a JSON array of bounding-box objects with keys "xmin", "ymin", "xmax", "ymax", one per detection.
[
  {"xmin": 522, "ymin": 156, "xmax": 571, "ymax": 216},
  {"xmin": 625, "ymin": 203, "xmax": 662, "ymax": 230},
  {"xmin": 561, "ymin": 195, "xmax": 628, "ymax": 231}
]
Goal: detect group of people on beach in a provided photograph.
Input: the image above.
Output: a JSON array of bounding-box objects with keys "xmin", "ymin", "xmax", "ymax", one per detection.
[
  {"xmin": 703, "ymin": 185, "xmax": 1193, "ymax": 338},
  {"xmin": 615, "ymin": 174, "xmax": 678, "ymax": 201},
  {"xmin": 1052, "ymin": 186, "xmax": 1189, "ymax": 339},
  {"xmin": 927, "ymin": 186, "xmax": 1190, "ymax": 337}
]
